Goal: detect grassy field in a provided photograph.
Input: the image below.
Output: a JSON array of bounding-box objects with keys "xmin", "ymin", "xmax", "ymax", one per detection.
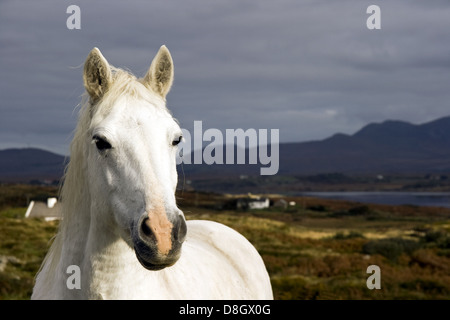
[{"xmin": 1, "ymin": 185, "xmax": 450, "ymax": 299}]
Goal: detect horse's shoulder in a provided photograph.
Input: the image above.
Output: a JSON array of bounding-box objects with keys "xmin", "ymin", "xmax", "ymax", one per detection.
[
  {"xmin": 183, "ymin": 219, "xmax": 272, "ymax": 299},
  {"xmin": 186, "ymin": 219, "xmax": 245, "ymax": 238},
  {"xmin": 185, "ymin": 219, "xmax": 258, "ymax": 256}
]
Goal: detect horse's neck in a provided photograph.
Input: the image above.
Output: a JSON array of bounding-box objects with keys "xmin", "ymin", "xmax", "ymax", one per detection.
[
  {"xmin": 50, "ymin": 173, "xmax": 141, "ymax": 298},
  {"xmin": 59, "ymin": 199, "xmax": 91, "ymax": 267},
  {"xmin": 58, "ymin": 198, "xmax": 139, "ymax": 297}
]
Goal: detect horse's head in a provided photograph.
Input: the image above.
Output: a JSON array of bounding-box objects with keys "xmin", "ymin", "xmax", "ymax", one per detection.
[{"xmin": 82, "ymin": 46, "xmax": 186, "ymax": 271}]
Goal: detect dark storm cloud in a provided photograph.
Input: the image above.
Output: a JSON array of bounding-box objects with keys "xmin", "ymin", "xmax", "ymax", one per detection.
[{"xmin": 1, "ymin": 0, "xmax": 450, "ymax": 155}]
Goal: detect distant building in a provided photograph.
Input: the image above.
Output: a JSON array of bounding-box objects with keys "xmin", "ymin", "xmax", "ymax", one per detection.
[
  {"xmin": 273, "ymin": 199, "xmax": 288, "ymax": 209},
  {"xmin": 249, "ymin": 198, "xmax": 270, "ymax": 209},
  {"xmin": 236, "ymin": 197, "xmax": 270, "ymax": 210},
  {"xmin": 25, "ymin": 197, "xmax": 61, "ymax": 221}
]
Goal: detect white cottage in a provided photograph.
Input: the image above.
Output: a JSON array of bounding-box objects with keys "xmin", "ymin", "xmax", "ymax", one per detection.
[{"xmin": 25, "ymin": 197, "xmax": 61, "ymax": 221}]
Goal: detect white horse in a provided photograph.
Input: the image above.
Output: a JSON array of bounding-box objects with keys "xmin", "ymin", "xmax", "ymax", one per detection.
[{"xmin": 31, "ymin": 46, "xmax": 273, "ymax": 299}]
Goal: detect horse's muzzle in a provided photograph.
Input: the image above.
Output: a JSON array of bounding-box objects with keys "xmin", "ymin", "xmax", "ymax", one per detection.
[{"xmin": 132, "ymin": 209, "xmax": 187, "ymax": 271}]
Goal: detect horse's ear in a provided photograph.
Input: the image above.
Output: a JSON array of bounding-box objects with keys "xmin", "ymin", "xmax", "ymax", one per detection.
[
  {"xmin": 144, "ymin": 45, "xmax": 174, "ymax": 99},
  {"xmin": 83, "ymin": 47, "xmax": 112, "ymax": 102}
]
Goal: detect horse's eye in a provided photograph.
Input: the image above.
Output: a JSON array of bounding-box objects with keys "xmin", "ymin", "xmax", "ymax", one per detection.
[
  {"xmin": 93, "ymin": 135, "xmax": 112, "ymax": 151},
  {"xmin": 172, "ymin": 135, "xmax": 183, "ymax": 146}
]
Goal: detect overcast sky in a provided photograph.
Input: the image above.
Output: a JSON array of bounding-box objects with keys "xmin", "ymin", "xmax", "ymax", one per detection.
[{"xmin": 1, "ymin": 0, "xmax": 450, "ymax": 155}]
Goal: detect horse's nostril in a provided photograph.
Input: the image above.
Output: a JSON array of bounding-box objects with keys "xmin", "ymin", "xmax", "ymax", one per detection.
[
  {"xmin": 141, "ymin": 217, "xmax": 153, "ymax": 237},
  {"xmin": 176, "ymin": 218, "xmax": 187, "ymax": 243}
]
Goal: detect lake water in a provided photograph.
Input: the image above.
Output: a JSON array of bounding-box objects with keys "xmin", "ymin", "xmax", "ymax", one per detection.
[{"xmin": 299, "ymin": 192, "xmax": 450, "ymax": 208}]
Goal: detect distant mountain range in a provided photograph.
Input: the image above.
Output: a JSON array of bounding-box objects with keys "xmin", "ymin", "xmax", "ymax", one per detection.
[
  {"xmin": 0, "ymin": 148, "xmax": 67, "ymax": 182},
  {"xmin": 182, "ymin": 116, "xmax": 450, "ymax": 177},
  {"xmin": 1, "ymin": 116, "xmax": 450, "ymax": 182},
  {"xmin": 277, "ymin": 116, "xmax": 450, "ymax": 175}
]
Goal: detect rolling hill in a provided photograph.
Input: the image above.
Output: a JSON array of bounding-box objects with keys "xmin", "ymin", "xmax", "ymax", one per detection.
[{"xmin": 0, "ymin": 148, "xmax": 67, "ymax": 182}]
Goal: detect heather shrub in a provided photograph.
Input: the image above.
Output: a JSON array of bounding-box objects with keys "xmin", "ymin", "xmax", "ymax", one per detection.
[{"xmin": 362, "ymin": 238, "xmax": 421, "ymax": 262}]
